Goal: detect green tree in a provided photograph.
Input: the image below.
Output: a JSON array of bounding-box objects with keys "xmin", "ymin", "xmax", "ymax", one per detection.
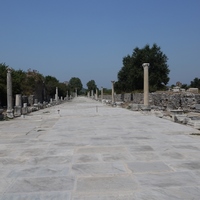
[
  {"xmin": 0, "ymin": 63, "xmax": 8, "ymax": 107},
  {"xmin": 190, "ymin": 77, "xmax": 200, "ymax": 89},
  {"xmin": 12, "ymin": 69, "xmax": 27, "ymax": 95},
  {"xmin": 103, "ymin": 88, "xmax": 112, "ymax": 95},
  {"xmin": 68, "ymin": 77, "xmax": 83, "ymax": 95},
  {"xmin": 116, "ymin": 44, "xmax": 170, "ymax": 93},
  {"xmin": 86, "ymin": 80, "xmax": 97, "ymax": 91},
  {"xmin": 58, "ymin": 82, "xmax": 68, "ymax": 98},
  {"xmin": 44, "ymin": 75, "xmax": 59, "ymax": 100},
  {"xmin": 181, "ymin": 84, "xmax": 189, "ymax": 90},
  {"xmin": 26, "ymin": 69, "xmax": 45, "ymax": 102}
]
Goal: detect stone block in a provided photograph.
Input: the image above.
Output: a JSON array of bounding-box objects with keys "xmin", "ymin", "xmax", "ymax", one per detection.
[
  {"xmin": 141, "ymin": 105, "xmax": 151, "ymax": 111},
  {"xmin": 76, "ymin": 176, "xmax": 138, "ymax": 192},
  {"xmin": 194, "ymin": 121, "xmax": 200, "ymax": 129},
  {"xmin": 22, "ymin": 107, "xmax": 28, "ymax": 115},
  {"xmin": 171, "ymin": 110, "xmax": 184, "ymax": 115},
  {"xmin": 136, "ymin": 171, "xmax": 199, "ymax": 188},
  {"xmin": 129, "ymin": 104, "xmax": 139, "ymax": 111},
  {"xmin": 127, "ymin": 161, "xmax": 172, "ymax": 173},
  {"xmin": 7, "ymin": 176, "xmax": 75, "ymax": 193},
  {"xmin": 195, "ymin": 104, "xmax": 200, "ymax": 110},
  {"xmin": 28, "ymin": 95, "xmax": 34, "ymax": 106},
  {"xmin": 173, "ymin": 114, "xmax": 187, "ymax": 123},
  {"xmin": 14, "ymin": 106, "xmax": 21, "ymax": 117},
  {"xmin": 187, "ymin": 88, "xmax": 199, "ymax": 93}
]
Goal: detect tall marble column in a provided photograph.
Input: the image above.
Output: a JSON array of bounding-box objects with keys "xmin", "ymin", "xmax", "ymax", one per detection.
[
  {"xmin": 111, "ymin": 81, "xmax": 115, "ymax": 104},
  {"xmin": 95, "ymin": 89, "xmax": 98, "ymax": 100},
  {"xmin": 55, "ymin": 87, "xmax": 58, "ymax": 101},
  {"xmin": 101, "ymin": 87, "xmax": 103, "ymax": 101},
  {"xmin": 91, "ymin": 90, "xmax": 94, "ymax": 98},
  {"xmin": 142, "ymin": 63, "xmax": 150, "ymax": 106},
  {"xmin": 6, "ymin": 68, "xmax": 14, "ymax": 118},
  {"xmin": 75, "ymin": 88, "xmax": 77, "ymax": 97},
  {"xmin": 66, "ymin": 91, "xmax": 68, "ymax": 99}
]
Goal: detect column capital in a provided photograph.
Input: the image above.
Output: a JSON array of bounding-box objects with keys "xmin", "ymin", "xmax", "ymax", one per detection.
[
  {"xmin": 142, "ymin": 63, "xmax": 150, "ymax": 68},
  {"xmin": 111, "ymin": 81, "xmax": 115, "ymax": 84},
  {"xmin": 7, "ymin": 67, "xmax": 12, "ymax": 73}
]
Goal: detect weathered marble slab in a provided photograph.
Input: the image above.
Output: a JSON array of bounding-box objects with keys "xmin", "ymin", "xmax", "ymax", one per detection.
[
  {"xmin": 135, "ymin": 187, "xmax": 200, "ymax": 200},
  {"xmin": 172, "ymin": 144, "xmax": 200, "ymax": 151},
  {"xmin": 45, "ymin": 148, "xmax": 74, "ymax": 156},
  {"xmin": 7, "ymin": 176, "xmax": 75, "ymax": 193},
  {"xmin": 72, "ymin": 163, "xmax": 127, "ymax": 175},
  {"xmin": 129, "ymin": 152, "xmax": 160, "ymax": 162},
  {"xmin": 7, "ymin": 165, "xmax": 70, "ymax": 178},
  {"xmin": 73, "ymin": 193, "xmax": 136, "ymax": 200},
  {"xmin": 135, "ymin": 171, "xmax": 199, "ymax": 187},
  {"xmin": 0, "ymin": 191, "xmax": 71, "ymax": 200},
  {"xmin": 76, "ymin": 176, "xmax": 138, "ymax": 193},
  {"xmin": 126, "ymin": 161, "xmax": 172, "ymax": 173},
  {"xmin": 73, "ymin": 154, "xmax": 101, "ymax": 163},
  {"xmin": 0, "ymin": 178, "xmax": 14, "ymax": 193},
  {"xmin": 168, "ymin": 160, "xmax": 200, "ymax": 171},
  {"xmin": 75, "ymin": 146, "xmax": 128, "ymax": 154},
  {"xmin": 0, "ymin": 157, "xmax": 30, "ymax": 166},
  {"xmin": 102, "ymin": 153, "xmax": 132, "ymax": 162},
  {"xmin": 28, "ymin": 155, "xmax": 72, "ymax": 165},
  {"xmin": 128, "ymin": 145, "xmax": 154, "ymax": 152}
]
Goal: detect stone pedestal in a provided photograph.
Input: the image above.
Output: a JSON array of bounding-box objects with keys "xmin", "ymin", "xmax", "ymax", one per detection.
[
  {"xmin": 6, "ymin": 68, "xmax": 13, "ymax": 118},
  {"xmin": 22, "ymin": 103, "xmax": 28, "ymax": 115},
  {"xmin": 142, "ymin": 63, "xmax": 150, "ymax": 106},
  {"xmin": 14, "ymin": 94, "xmax": 22, "ymax": 117},
  {"xmin": 111, "ymin": 81, "xmax": 115, "ymax": 104},
  {"xmin": 28, "ymin": 95, "xmax": 34, "ymax": 106},
  {"xmin": 33, "ymin": 99, "xmax": 39, "ymax": 110}
]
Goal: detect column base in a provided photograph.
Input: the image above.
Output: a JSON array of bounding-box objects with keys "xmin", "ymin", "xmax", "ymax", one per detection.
[{"xmin": 6, "ymin": 109, "xmax": 14, "ymax": 119}]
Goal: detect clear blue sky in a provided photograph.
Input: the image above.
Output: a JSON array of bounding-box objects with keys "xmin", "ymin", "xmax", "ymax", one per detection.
[{"xmin": 0, "ymin": 0, "xmax": 200, "ymax": 89}]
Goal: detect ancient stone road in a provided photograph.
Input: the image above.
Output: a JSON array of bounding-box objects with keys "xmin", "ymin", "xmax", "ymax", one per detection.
[{"xmin": 1, "ymin": 97, "xmax": 200, "ymax": 199}]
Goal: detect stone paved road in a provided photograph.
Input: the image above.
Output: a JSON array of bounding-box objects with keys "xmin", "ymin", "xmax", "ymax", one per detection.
[{"xmin": 1, "ymin": 97, "xmax": 200, "ymax": 200}]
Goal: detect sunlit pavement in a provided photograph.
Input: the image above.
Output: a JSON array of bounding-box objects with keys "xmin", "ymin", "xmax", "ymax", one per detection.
[{"xmin": 1, "ymin": 96, "xmax": 200, "ymax": 200}]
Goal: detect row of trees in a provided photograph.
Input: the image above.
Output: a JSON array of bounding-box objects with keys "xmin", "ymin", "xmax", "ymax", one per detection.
[
  {"xmin": 0, "ymin": 63, "xmax": 85, "ymax": 107},
  {"xmin": 0, "ymin": 62, "xmax": 113, "ymax": 108}
]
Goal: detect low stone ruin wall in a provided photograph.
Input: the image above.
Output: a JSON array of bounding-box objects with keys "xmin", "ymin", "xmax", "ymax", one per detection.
[{"xmin": 103, "ymin": 92, "xmax": 200, "ymax": 110}]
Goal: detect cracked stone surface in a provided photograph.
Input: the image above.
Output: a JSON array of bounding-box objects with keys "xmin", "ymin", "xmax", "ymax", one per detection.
[{"xmin": 0, "ymin": 96, "xmax": 200, "ymax": 199}]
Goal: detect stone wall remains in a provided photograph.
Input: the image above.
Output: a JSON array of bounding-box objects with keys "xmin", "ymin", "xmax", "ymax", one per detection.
[{"xmin": 102, "ymin": 92, "xmax": 200, "ymax": 110}]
